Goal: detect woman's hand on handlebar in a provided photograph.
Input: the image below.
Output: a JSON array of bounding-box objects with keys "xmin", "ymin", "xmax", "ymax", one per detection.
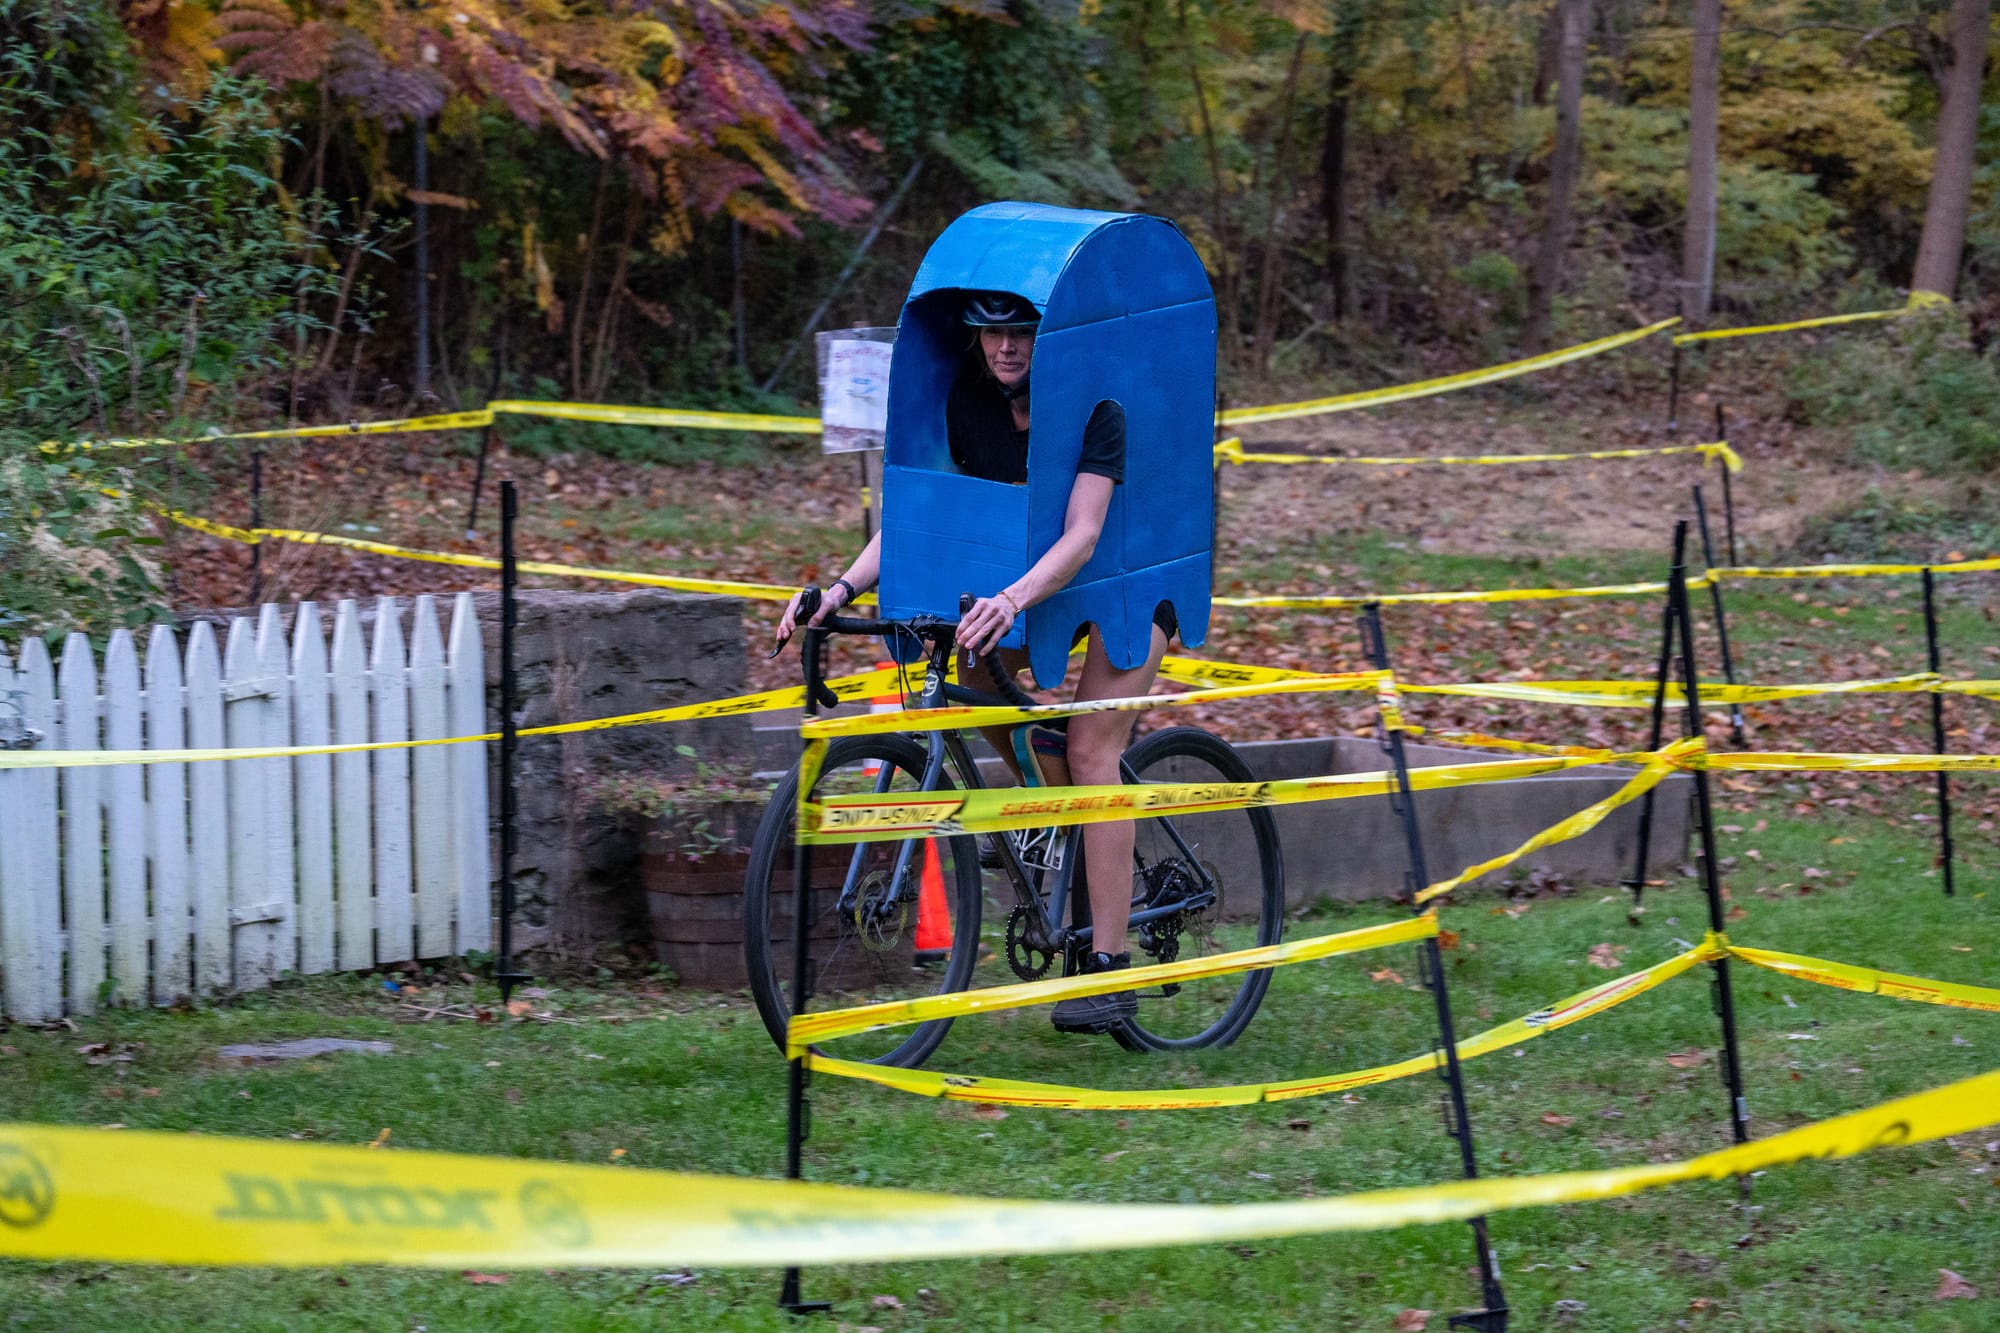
[
  {"xmin": 772, "ymin": 581, "xmax": 855, "ymax": 655},
  {"xmin": 958, "ymin": 592, "xmax": 1018, "ymax": 657}
]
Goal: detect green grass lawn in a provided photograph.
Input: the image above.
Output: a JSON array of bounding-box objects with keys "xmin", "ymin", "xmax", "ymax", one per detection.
[{"xmin": 1, "ymin": 796, "xmax": 1994, "ymax": 1331}]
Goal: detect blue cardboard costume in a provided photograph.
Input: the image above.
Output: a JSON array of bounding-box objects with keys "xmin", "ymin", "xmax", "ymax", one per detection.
[{"xmin": 878, "ymin": 202, "xmax": 1218, "ymax": 688}]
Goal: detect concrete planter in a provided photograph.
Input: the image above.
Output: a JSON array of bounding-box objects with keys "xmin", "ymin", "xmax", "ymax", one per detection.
[{"xmin": 640, "ymin": 801, "xmax": 916, "ymax": 988}]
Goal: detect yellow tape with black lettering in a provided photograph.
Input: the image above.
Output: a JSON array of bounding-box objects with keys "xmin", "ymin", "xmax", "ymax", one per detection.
[
  {"xmin": 806, "ymin": 939, "xmax": 1720, "ymax": 1109},
  {"xmin": 2, "ymin": 1064, "xmax": 1995, "ymax": 1267},
  {"xmin": 1215, "ymin": 437, "xmax": 1743, "ymax": 473},
  {"xmin": 1217, "ymin": 319, "xmax": 1680, "ymax": 426},
  {"xmin": 786, "ymin": 915, "xmax": 1436, "ymax": 1055},
  {"xmin": 1405, "ymin": 672, "xmax": 1953, "ymax": 709},
  {"xmin": 803, "ymin": 752, "xmax": 1604, "ymax": 845},
  {"xmin": 1728, "ymin": 947, "xmax": 2000, "ymax": 1013},
  {"xmin": 0, "ymin": 667, "xmax": 909, "ymax": 771}
]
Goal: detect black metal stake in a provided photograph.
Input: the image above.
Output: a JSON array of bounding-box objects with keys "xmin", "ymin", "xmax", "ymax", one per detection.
[
  {"xmin": 1666, "ymin": 343, "xmax": 1682, "ymax": 432},
  {"xmin": 779, "ymin": 631, "xmax": 830, "ymax": 1317},
  {"xmin": 1361, "ymin": 604, "xmax": 1508, "ymax": 1333},
  {"xmin": 1714, "ymin": 402, "xmax": 1739, "ymax": 566},
  {"xmin": 1693, "ymin": 485, "xmax": 1746, "ymax": 746},
  {"xmin": 1668, "ymin": 551, "xmax": 1754, "ymax": 1187},
  {"xmin": 466, "ymin": 425, "xmax": 495, "ymax": 541},
  {"xmin": 413, "ymin": 117, "xmax": 432, "ymax": 405},
  {"xmin": 1623, "ymin": 525, "xmax": 1689, "ymax": 912},
  {"xmin": 248, "ymin": 448, "xmax": 264, "ymax": 605},
  {"xmin": 856, "ymin": 452, "xmax": 873, "ymax": 544},
  {"xmin": 1922, "ymin": 569, "xmax": 1957, "ymax": 896},
  {"xmin": 496, "ymin": 481, "xmax": 532, "ymax": 1001}
]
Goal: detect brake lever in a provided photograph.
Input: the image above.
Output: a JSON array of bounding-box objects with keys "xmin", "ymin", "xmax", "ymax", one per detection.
[{"xmin": 767, "ymin": 585, "xmax": 821, "ymax": 660}]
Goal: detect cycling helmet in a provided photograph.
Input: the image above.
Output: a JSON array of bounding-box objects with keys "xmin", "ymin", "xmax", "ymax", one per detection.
[{"xmin": 962, "ymin": 291, "xmax": 1040, "ymax": 328}]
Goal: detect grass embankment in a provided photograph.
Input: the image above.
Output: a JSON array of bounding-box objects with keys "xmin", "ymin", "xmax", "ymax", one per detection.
[{"xmin": 1, "ymin": 800, "xmax": 1994, "ymax": 1330}]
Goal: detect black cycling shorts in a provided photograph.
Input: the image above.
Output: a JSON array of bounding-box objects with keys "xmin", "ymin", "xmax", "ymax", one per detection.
[{"xmin": 1070, "ymin": 603, "xmax": 1179, "ymax": 651}]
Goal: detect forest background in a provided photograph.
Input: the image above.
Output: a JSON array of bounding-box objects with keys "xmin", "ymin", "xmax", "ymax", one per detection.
[{"xmin": 3, "ymin": 0, "xmax": 1998, "ymax": 632}]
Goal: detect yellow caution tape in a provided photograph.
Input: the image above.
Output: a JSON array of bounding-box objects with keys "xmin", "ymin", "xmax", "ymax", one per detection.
[
  {"xmin": 1153, "ymin": 656, "xmax": 1327, "ymax": 688},
  {"xmin": 799, "ymin": 670, "xmax": 1388, "ymax": 741},
  {"xmin": 803, "ymin": 752, "xmax": 1603, "ymax": 845},
  {"xmin": 1705, "ymin": 750, "xmax": 2000, "ymax": 774},
  {"xmin": 486, "ymin": 398, "xmax": 822, "ymax": 435},
  {"xmin": 807, "ymin": 939, "xmax": 1719, "ymax": 1109},
  {"xmin": 1672, "ymin": 306, "xmax": 1910, "ymax": 346},
  {"xmin": 69, "ymin": 410, "xmax": 500, "ymax": 451},
  {"xmin": 1414, "ymin": 741, "xmax": 1698, "ymax": 904},
  {"xmin": 1728, "ymin": 946, "xmax": 2000, "ymax": 1013},
  {"xmin": 1406, "ymin": 672, "xmax": 1953, "ymax": 709},
  {"xmin": 786, "ymin": 916, "xmax": 1436, "ymax": 1055},
  {"xmin": 0, "ymin": 667, "xmax": 910, "ymax": 771},
  {"xmin": 1214, "ymin": 578, "xmax": 1685, "ymax": 611},
  {"xmin": 1217, "ymin": 319, "xmax": 1681, "ymax": 426},
  {"xmin": 3, "ymin": 1063, "xmax": 1995, "ymax": 1267},
  {"xmin": 1713, "ymin": 556, "xmax": 2000, "ymax": 580},
  {"xmin": 160, "ymin": 508, "xmax": 814, "ymax": 602},
  {"xmin": 1215, "ymin": 437, "xmax": 1743, "ymax": 473}
]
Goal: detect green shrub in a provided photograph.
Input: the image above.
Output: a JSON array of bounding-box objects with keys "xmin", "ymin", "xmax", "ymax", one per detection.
[{"xmin": 1785, "ymin": 308, "xmax": 2000, "ymax": 474}]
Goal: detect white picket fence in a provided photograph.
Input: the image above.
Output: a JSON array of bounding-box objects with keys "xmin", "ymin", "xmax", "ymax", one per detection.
[{"xmin": 0, "ymin": 593, "xmax": 491, "ymax": 1021}]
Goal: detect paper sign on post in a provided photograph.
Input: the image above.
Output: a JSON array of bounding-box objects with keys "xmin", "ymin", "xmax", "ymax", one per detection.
[{"xmin": 817, "ymin": 328, "xmax": 897, "ymax": 453}]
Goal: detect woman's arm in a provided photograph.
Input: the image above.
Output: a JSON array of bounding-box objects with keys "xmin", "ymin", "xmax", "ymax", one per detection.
[
  {"xmin": 959, "ymin": 472, "xmax": 1112, "ymax": 654},
  {"xmin": 776, "ymin": 529, "xmax": 881, "ymax": 641}
]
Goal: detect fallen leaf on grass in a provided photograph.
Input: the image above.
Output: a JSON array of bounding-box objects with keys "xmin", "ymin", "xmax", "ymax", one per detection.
[
  {"xmin": 1935, "ymin": 1269, "xmax": 1978, "ymax": 1300},
  {"xmin": 1688, "ymin": 1296, "xmax": 1718, "ymax": 1314},
  {"xmin": 506, "ymin": 1000, "xmax": 533, "ymax": 1018},
  {"xmin": 366, "ymin": 1128, "xmax": 391, "ymax": 1149},
  {"xmin": 1665, "ymin": 1050, "xmax": 1706, "ymax": 1069},
  {"xmin": 1587, "ymin": 943, "xmax": 1626, "ymax": 970},
  {"xmin": 837, "ymin": 1325, "xmax": 884, "ymax": 1333},
  {"xmin": 1369, "ymin": 968, "xmax": 1404, "ymax": 985},
  {"xmin": 1540, "ymin": 1113, "xmax": 1574, "ymax": 1128},
  {"xmin": 1391, "ymin": 1309, "xmax": 1431, "ymax": 1331},
  {"xmin": 969, "ymin": 1105, "xmax": 1007, "ymax": 1122},
  {"xmin": 871, "ymin": 1295, "xmax": 904, "ymax": 1310},
  {"xmin": 1726, "ymin": 906, "xmax": 1748, "ymax": 922},
  {"xmin": 1500, "ymin": 903, "xmax": 1531, "ymax": 919},
  {"xmin": 1285, "ymin": 1118, "xmax": 1312, "ymax": 1131},
  {"xmin": 462, "ymin": 1272, "xmax": 509, "ymax": 1285},
  {"xmin": 1437, "ymin": 929, "xmax": 1460, "ymax": 952},
  {"xmin": 1802, "ymin": 867, "xmax": 1828, "ymax": 879},
  {"xmin": 608, "ymin": 1148, "xmax": 627, "ymax": 1161}
]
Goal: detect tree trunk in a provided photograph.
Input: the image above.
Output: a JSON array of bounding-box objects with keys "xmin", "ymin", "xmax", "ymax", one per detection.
[
  {"xmin": 1522, "ymin": 0, "xmax": 1590, "ymax": 354},
  {"xmin": 1322, "ymin": 60, "xmax": 1352, "ymax": 321},
  {"xmin": 1252, "ymin": 33, "xmax": 1309, "ymax": 376},
  {"xmin": 1910, "ymin": 0, "xmax": 1991, "ymax": 299},
  {"xmin": 1681, "ymin": 0, "xmax": 1721, "ymax": 323},
  {"xmin": 568, "ymin": 158, "xmax": 611, "ymax": 400},
  {"xmin": 1177, "ymin": 0, "xmax": 1232, "ymax": 367}
]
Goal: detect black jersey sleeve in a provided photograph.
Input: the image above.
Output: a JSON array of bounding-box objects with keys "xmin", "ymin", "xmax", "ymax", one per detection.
[{"xmin": 1076, "ymin": 400, "xmax": 1126, "ymax": 484}]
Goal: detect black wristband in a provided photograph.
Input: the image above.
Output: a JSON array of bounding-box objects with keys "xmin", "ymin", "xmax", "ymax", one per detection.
[{"xmin": 830, "ymin": 578, "xmax": 858, "ymax": 605}]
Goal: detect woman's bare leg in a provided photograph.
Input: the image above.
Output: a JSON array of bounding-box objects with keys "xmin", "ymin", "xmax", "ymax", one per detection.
[{"xmin": 1064, "ymin": 623, "xmax": 1169, "ymax": 957}]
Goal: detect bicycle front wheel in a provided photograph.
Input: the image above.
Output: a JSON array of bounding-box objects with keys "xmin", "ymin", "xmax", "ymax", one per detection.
[
  {"xmin": 1116, "ymin": 726, "xmax": 1284, "ymax": 1052},
  {"xmin": 742, "ymin": 733, "xmax": 985, "ymax": 1068}
]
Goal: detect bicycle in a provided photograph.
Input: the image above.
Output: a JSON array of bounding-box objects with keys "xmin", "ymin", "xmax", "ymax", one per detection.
[{"xmin": 742, "ymin": 587, "xmax": 1284, "ymax": 1068}]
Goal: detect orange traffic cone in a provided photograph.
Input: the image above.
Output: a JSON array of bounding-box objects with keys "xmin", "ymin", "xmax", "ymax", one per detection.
[{"xmin": 914, "ymin": 839, "xmax": 952, "ymax": 959}]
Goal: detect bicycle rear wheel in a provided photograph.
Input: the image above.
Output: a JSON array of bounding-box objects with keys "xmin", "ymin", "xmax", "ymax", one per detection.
[
  {"xmin": 1115, "ymin": 726, "xmax": 1284, "ymax": 1052},
  {"xmin": 743, "ymin": 733, "xmax": 984, "ymax": 1068}
]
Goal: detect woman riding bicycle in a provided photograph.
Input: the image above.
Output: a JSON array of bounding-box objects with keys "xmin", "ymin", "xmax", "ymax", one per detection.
[{"xmin": 775, "ymin": 290, "xmax": 1170, "ymax": 1035}]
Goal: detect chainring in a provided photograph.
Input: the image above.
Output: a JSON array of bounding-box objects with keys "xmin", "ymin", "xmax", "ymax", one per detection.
[{"xmin": 1004, "ymin": 905, "xmax": 1055, "ymax": 982}]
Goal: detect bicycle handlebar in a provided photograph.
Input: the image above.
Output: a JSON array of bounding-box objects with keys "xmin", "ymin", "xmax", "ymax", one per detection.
[{"xmin": 782, "ymin": 585, "xmax": 1041, "ymax": 715}]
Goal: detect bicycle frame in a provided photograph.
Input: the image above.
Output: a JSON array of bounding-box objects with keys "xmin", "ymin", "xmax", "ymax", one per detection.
[{"xmin": 830, "ymin": 637, "xmax": 1219, "ymax": 961}]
